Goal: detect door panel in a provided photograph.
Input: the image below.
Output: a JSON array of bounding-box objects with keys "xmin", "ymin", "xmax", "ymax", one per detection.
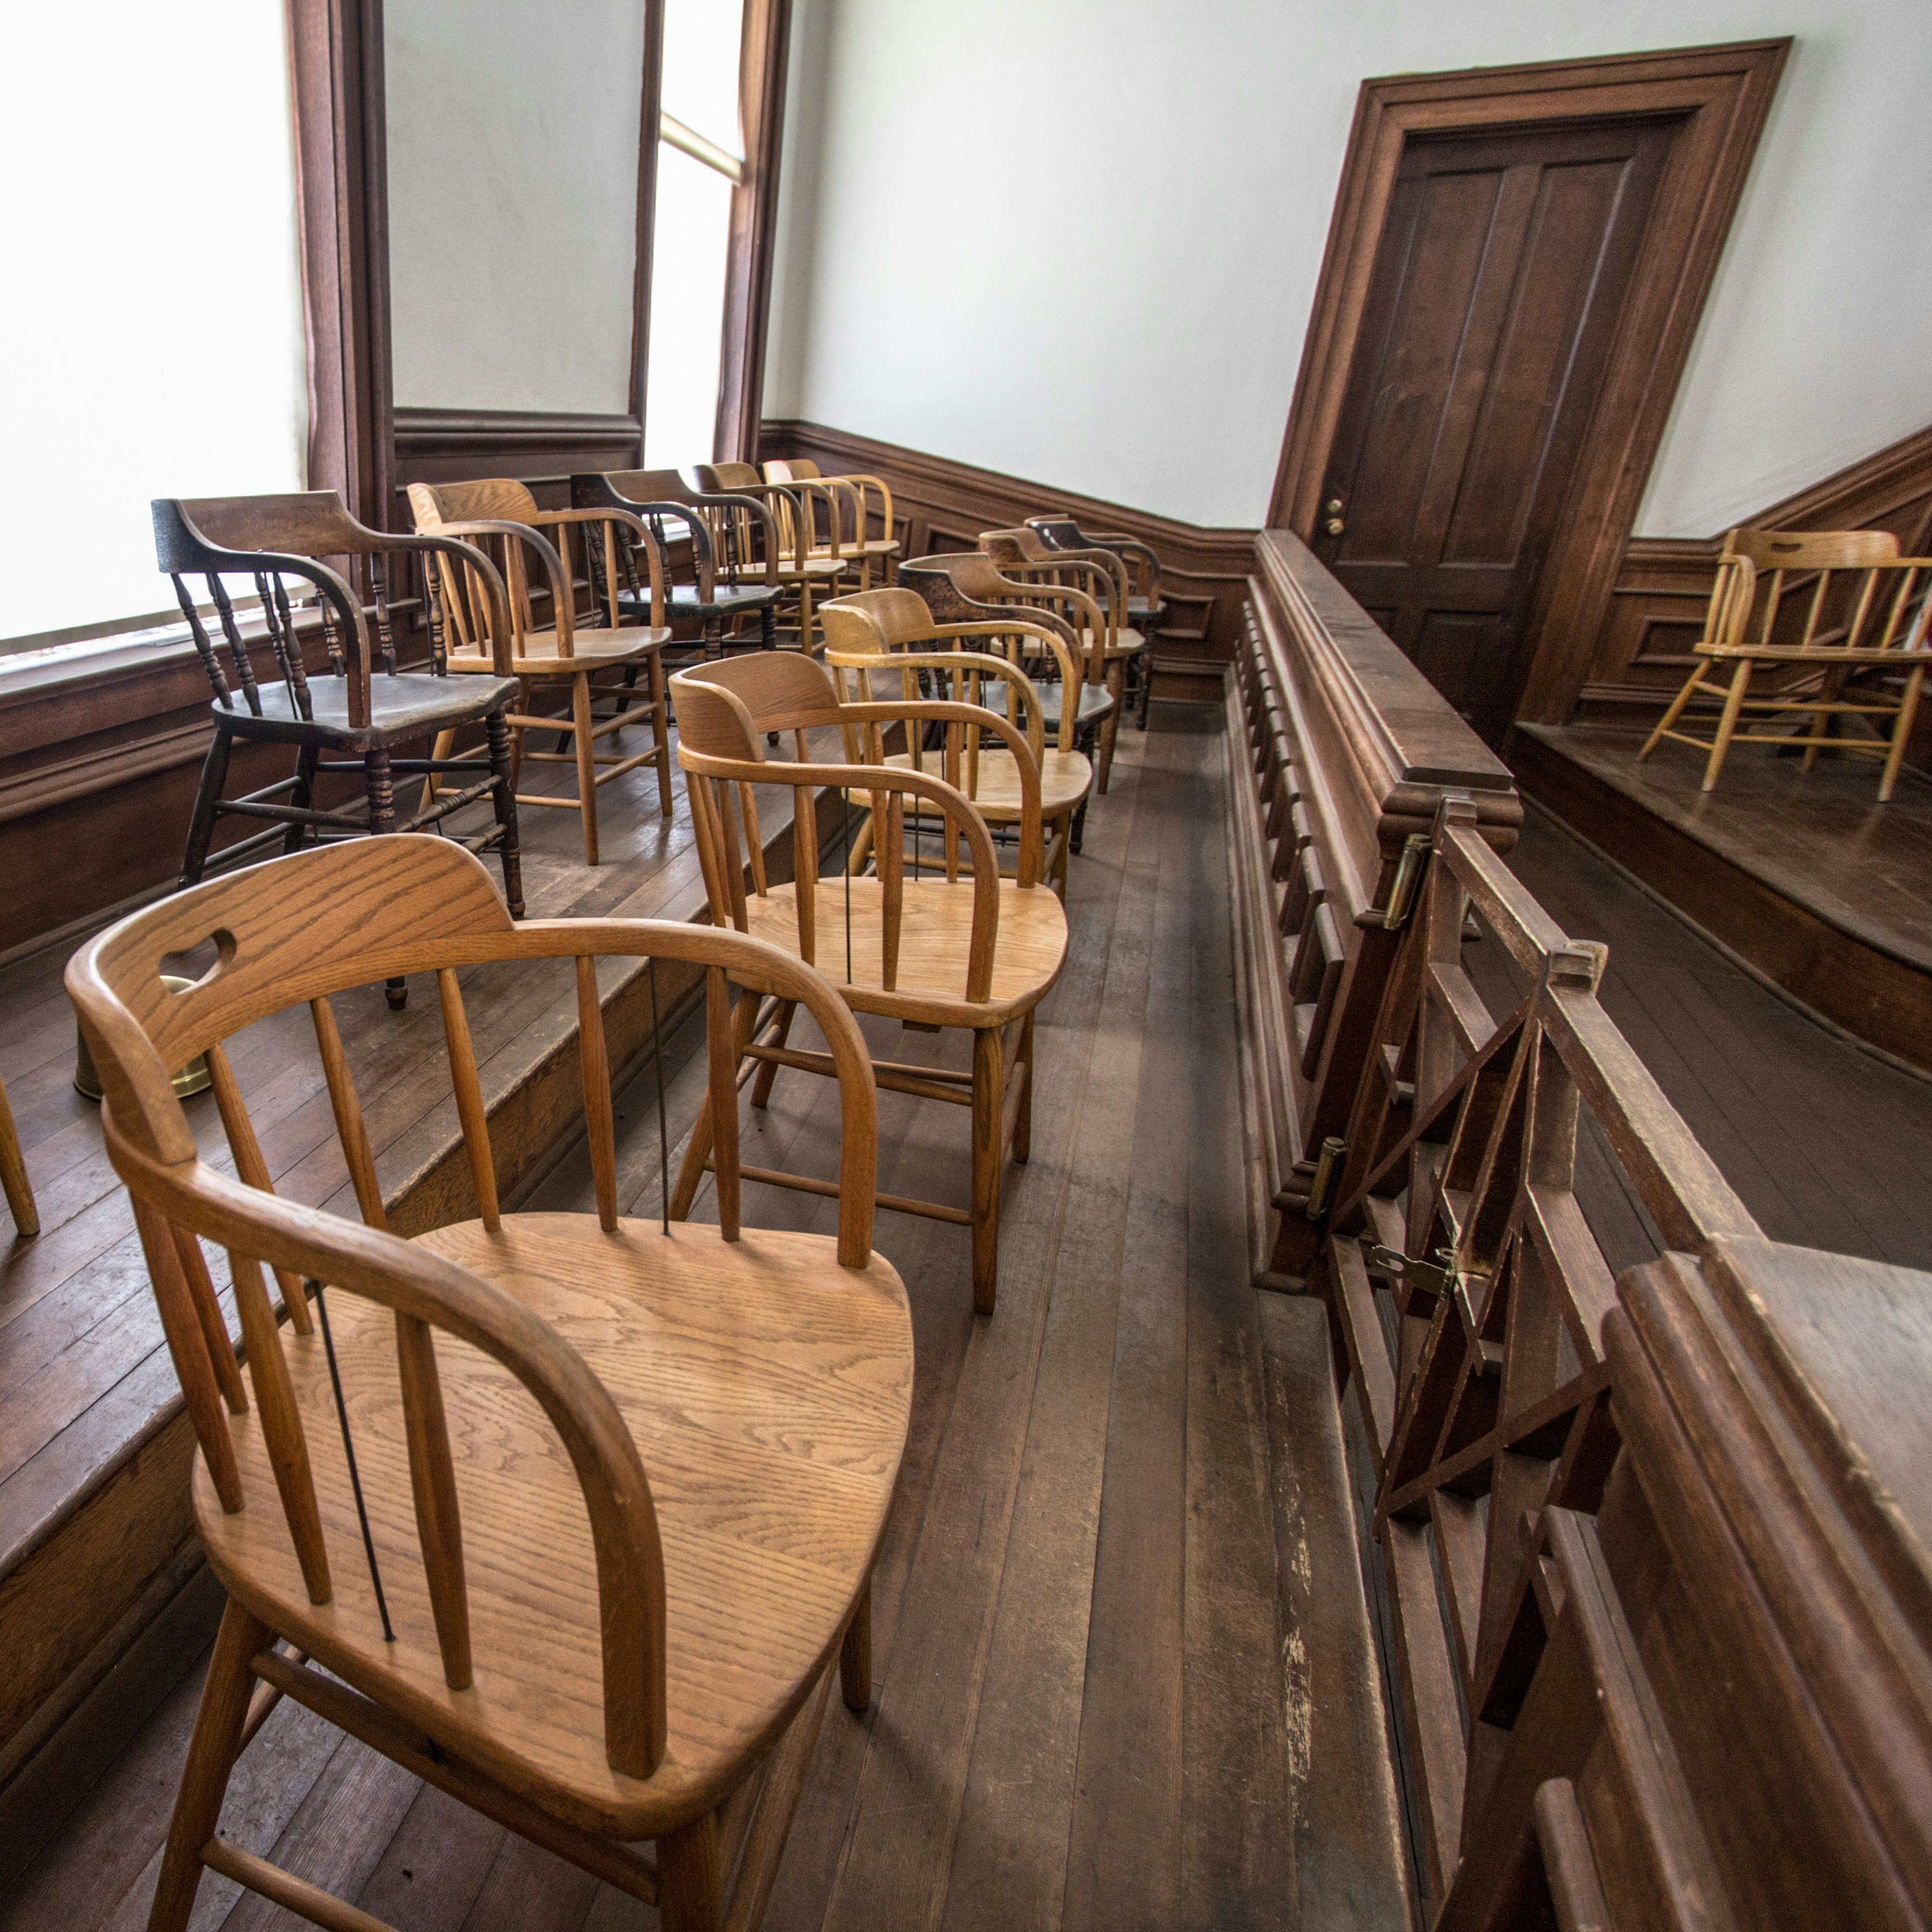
[{"xmin": 1317, "ymin": 119, "xmax": 1676, "ymax": 741}]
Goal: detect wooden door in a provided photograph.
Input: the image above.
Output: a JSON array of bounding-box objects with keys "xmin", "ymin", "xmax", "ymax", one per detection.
[{"xmin": 1315, "ymin": 119, "xmax": 1675, "ymax": 742}]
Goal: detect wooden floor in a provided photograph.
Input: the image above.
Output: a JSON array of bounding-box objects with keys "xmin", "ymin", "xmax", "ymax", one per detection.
[
  {"xmin": 1471, "ymin": 800, "xmax": 1932, "ymax": 1275},
  {"xmin": 1517, "ymin": 722, "xmax": 1932, "ymax": 971},
  {"xmin": 0, "ymin": 711, "xmax": 1412, "ymax": 1932}
]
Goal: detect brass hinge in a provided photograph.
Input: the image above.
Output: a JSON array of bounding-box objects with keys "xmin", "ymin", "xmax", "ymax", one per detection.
[{"xmin": 1358, "ymin": 1235, "xmax": 1455, "ymax": 1299}]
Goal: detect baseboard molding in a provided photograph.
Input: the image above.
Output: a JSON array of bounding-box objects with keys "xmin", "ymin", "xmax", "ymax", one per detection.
[{"xmin": 758, "ymin": 418, "xmax": 1257, "ymax": 674}]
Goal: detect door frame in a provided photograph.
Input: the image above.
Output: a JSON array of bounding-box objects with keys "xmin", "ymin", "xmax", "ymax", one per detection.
[{"xmin": 1267, "ymin": 40, "xmax": 1788, "ymax": 723}]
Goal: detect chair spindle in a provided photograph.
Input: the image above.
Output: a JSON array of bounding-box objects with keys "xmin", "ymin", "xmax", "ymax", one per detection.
[
  {"xmin": 438, "ymin": 969, "xmax": 500, "ymax": 1232},
  {"xmin": 707, "ymin": 968, "xmax": 741, "ymax": 1242},
  {"xmin": 310, "ymin": 996, "xmax": 388, "ymax": 1230},
  {"xmin": 575, "ymin": 956, "xmax": 619, "ymax": 1234}
]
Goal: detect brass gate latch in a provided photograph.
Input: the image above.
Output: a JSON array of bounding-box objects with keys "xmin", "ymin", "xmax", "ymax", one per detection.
[{"xmin": 1358, "ymin": 1236, "xmax": 1456, "ymax": 1299}]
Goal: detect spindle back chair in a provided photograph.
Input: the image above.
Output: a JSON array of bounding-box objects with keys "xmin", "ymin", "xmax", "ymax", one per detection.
[
  {"xmin": 407, "ymin": 479, "xmax": 674, "ymax": 864},
  {"xmin": 820, "ymin": 586, "xmax": 1092, "ymax": 896},
  {"xmin": 572, "ymin": 468, "xmax": 782, "ymax": 657},
  {"xmin": 667, "ymin": 651, "xmax": 1069, "ymax": 1311},
  {"xmin": 764, "ymin": 458, "xmax": 901, "ymax": 584},
  {"xmin": 696, "ymin": 463, "xmax": 846, "ymax": 648},
  {"xmin": 153, "ymin": 495, "xmax": 524, "ymax": 967},
  {"xmin": 1639, "ymin": 528, "xmax": 1931, "ymax": 799},
  {"xmin": 1025, "ymin": 513, "xmax": 1167, "ymax": 726},
  {"xmin": 978, "ymin": 528, "xmax": 1138, "ymax": 790},
  {"xmin": 66, "ymin": 833, "xmax": 911, "ymax": 1932}
]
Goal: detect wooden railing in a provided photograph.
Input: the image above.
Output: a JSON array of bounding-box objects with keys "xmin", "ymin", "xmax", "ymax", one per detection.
[{"xmin": 1227, "ymin": 532, "xmax": 1932, "ymax": 1930}]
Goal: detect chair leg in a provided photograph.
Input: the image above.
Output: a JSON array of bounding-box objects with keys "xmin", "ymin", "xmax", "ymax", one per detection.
[
  {"xmin": 146, "ymin": 1599, "xmax": 271, "ymax": 1932},
  {"xmin": 1703, "ymin": 657, "xmax": 1755, "ymax": 792},
  {"xmin": 418, "ymin": 729, "xmax": 453, "ymax": 821},
  {"xmin": 750, "ymin": 1000, "xmax": 794, "ymax": 1109},
  {"xmin": 839, "ymin": 1579, "xmax": 873, "ymax": 1711},
  {"xmin": 970, "ymin": 1027, "xmax": 1003, "ymax": 1316},
  {"xmin": 1880, "ymin": 664, "xmax": 1927, "ymax": 803},
  {"xmin": 1640, "ymin": 663, "xmax": 1708, "ymax": 761},
  {"xmin": 761, "ymin": 600, "xmax": 776, "ymax": 651},
  {"xmin": 1803, "ymin": 665, "xmax": 1848, "ymax": 771},
  {"xmin": 651, "ymin": 652, "xmax": 674, "ymax": 816},
  {"xmin": 1097, "ymin": 664, "xmax": 1125, "ymax": 794},
  {"xmin": 286, "ymin": 741, "xmax": 321, "ymax": 855},
  {"xmin": 485, "ymin": 709, "xmax": 524, "ymax": 917},
  {"xmin": 1014, "ymin": 1012, "xmax": 1034, "ymax": 1164},
  {"xmin": 0, "ymin": 1074, "xmax": 38, "ymax": 1239},
  {"xmin": 364, "ymin": 750, "xmax": 409, "ymax": 1011},
  {"xmin": 656, "ymin": 1815, "xmax": 723, "ymax": 1932},
  {"xmin": 179, "ymin": 728, "xmax": 234, "ymax": 889},
  {"xmin": 572, "ymin": 674, "xmax": 600, "ymax": 866}
]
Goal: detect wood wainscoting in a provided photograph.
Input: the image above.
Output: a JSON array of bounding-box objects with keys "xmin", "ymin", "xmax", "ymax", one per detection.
[
  {"xmin": 1566, "ymin": 419, "xmax": 1932, "ymax": 752},
  {"xmin": 757, "ymin": 419, "xmax": 1256, "ymax": 699},
  {"xmin": 1227, "ymin": 529, "xmax": 1519, "ymax": 1281}
]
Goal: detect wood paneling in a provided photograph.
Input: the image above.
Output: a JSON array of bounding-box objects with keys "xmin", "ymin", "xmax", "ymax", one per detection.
[
  {"xmin": 758, "ymin": 419, "xmax": 1257, "ymax": 698},
  {"xmin": 1226, "ymin": 529, "xmax": 1519, "ymax": 1280},
  {"xmin": 391, "ymin": 408, "xmax": 646, "ymax": 496},
  {"xmin": 717, "ymin": 0, "xmax": 790, "ymax": 464},
  {"xmin": 1268, "ymin": 41, "xmax": 1789, "ymax": 735}
]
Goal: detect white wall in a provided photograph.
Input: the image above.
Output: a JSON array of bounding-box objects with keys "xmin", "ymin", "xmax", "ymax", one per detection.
[
  {"xmin": 386, "ymin": 0, "xmax": 647, "ymax": 414},
  {"xmin": 765, "ymin": 1, "xmax": 1932, "ymax": 536}
]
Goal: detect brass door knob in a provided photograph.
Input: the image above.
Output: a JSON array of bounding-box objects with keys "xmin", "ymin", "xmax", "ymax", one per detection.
[
  {"xmin": 1324, "ymin": 498, "xmax": 1344, "ymax": 514},
  {"xmin": 1325, "ymin": 517, "xmax": 1345, "ymax": 537}
]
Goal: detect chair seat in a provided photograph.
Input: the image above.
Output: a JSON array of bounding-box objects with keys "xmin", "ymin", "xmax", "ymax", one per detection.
[
  {"xmin": 213, "ymin": 672, "xmax": 520, "ymax": 748},
  {"xmin": 452, "ymin": 624, "xmax": 672, "ymax": 678},
  {"xmin": 194, "ymin": 1215, "xmax": 911, "ymax": 1840},
  {"xmin": 851, "ymin": 747, "xmax": 1092, "ymax": 822},
  {"xmin": 977, "ymin": 679, "xmax": 1116, "ymax": 731},
  {"xmin": 1078, "ymin": 627, "xmax": 1146, "ymax": 660},
  {"xmin": 776, "ymin": 558, "xmax": 845, "ymax": 582},
  {"xmin": 648, "ymin": 583, "xmax": 779, "ymax": 614},
  {"xmin": 744, "ymin": 876, "xmax": 1067, "ymax": 1027},
  {"xmin": 1127, "ymin": 595, "xmax": 1166, "ymax": 623}
]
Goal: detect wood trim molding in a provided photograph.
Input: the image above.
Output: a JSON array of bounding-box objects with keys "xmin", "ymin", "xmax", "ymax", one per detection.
[
  {"xmin": 717, "ymin": 0, "xmax": 792, "ymax": 464},
  {"xmin": 287, "ymin": 0, "xmax": 394, "ymax": 528},
  {"xmin": 1266, "ymin": 40, "xmax": 1789, "ymax": 727},
  {"xmin": 629, "ymin": 0, "xmax": 665, "ymax": 456},
  {"xmin": 391, "ymin": 408, "xmax": 648, "ymax": 496},
  {"xmin": 760, "ymin": 417, "xmax": 1258, "ymax": 684}
]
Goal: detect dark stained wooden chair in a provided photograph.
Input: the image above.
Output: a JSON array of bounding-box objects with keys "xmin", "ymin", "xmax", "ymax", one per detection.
[
  {"xmin": 154, "ymin": 495, "xmax": 524, "ymax": 1012},
  {"xmin": 668, "ymin": 651, "xmax": 1068, "ymax": 1314},
  {"xmin": 407, "ymin": 479, "xmax": 675, "ymax": 866},
  {"xmin": 67, "ymin": 832, "xmax": 911, "ymax": 1932},
  {"xmin": 571, "ymin": 468, "xmax": 782, "ymax": 659},
  {"xmin": 1025, "ymin": 514, "xmax": 1167, "ymax": 727}
]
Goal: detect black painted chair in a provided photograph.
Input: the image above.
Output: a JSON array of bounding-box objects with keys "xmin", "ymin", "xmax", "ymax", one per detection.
[{"xmin": 155, "ymin": 494, "xmax": 524, "ymax": 1008}]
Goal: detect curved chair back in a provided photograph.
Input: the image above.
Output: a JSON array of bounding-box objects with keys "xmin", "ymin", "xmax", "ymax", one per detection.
[
  {"xmin": 66, "ymin": 834, "xmax": 879, "ymax": 1779},
  {"xmin": 979, "ymin": 528, "xmax": 1128, "ymax": 644},
  {"xmin": 1027, "ymin": 513, "xmax": 1164, "ymax": 610},
  {"xmin": 1707, "ymin": 528, "xmax": 1908, "ymax": 654},
  {"xmin": 670, "ymin": 654, "xmax": 1044, "ymax": 1004},
  {"xmin": 898, "ymin": 551, "xmax": 1103, "ymax": 684},
  {"xmin": 575, "ymin": 470, "xmax": 779, "ymax": 591},
  {"xmin": 409, "ymin": 479, "xmax": 666, "ymax": 660},
  {"xmin": 155, "ymin": 493, "xmax": 512, "ymax": 732}
]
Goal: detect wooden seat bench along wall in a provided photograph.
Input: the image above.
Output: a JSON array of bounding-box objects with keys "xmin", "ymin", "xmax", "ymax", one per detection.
[
  {"xmin": 64, "ymin": 835, "xmax": 912, "ymax": 1932},
  {"xmin": 406, "ymin": 479, "xmax": 675, "ymax": 866},
  {"xmin": 153, "ymin": 495, "xmax": 525, "ymax": 959},
  {"xmin": 819, "ymin": 586, "xmax": 1093, "ymax": 898},
  {"xmin": 1637, "ymin": 527, "xmax": 1932, "ymax": 799},
  {"xmin": 571, "ymin": 468, "xmax": 783, "ymax": 660},
  {"xmin": 667, "ymin": 652, "xmax": 1068, "ymax": 1314}
]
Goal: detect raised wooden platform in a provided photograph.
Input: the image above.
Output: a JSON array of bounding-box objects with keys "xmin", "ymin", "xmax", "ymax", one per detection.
[
  {"xmin": 0, "ymin": 724, "xmax": 845, "ymax": 1808},
  {"xmin": 1509, "ymin": 720, "xmax": 1932, "ymax": 1069}
]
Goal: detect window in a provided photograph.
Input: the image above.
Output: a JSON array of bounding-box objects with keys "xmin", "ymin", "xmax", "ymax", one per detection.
[
  {"xmin": 643, "ymin": 0, "xmax": 746, "ymax": 467},
  {"xmin": 0, "ymin": 1, "xmax": 307, "ymax": 655}
]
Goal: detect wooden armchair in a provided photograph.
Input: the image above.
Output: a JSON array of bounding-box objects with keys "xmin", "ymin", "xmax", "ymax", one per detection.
[
  {"xmin": 572, "ymin": 467, "xmax": 781, "ymax": 658},
  {"xmin": 667, "ymin": 651, "xmax": 1069, "ymax": 1314},
  {"xmin": 153, "ymin": 495, "xmax": 524, "ymax": 961},
  {"xmin": 1639, "ymin": 528, "xmax": 1932, "ymax": 799},
  {"xmin": 1025, "ymin": 514, "xmax": 1167, "ymax": 727},
  {"xmin": 696, "ymin": 463, "xmax": 847, "ymax": 648},
  {"xmin": 897, "ymin": 550, "xmax": 1117, "ymax": 831},
  {"xmin": 66, "ymin": 833, "xmax": 911, "ymax": 1932},
  {"xmin": 765, "ymin": 458, "xmax": 901, "ymax": 585},
  {"xmin": 978, "ymin": 528, "xmax": 1139, "ymax": 791},
  {"xmin": 407, "ymin": 479, "xmax": 674, "ymax": 865},
  {"xmin": 820, "ymin": 586, "xmax": 1093, "ymax": 897}
]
